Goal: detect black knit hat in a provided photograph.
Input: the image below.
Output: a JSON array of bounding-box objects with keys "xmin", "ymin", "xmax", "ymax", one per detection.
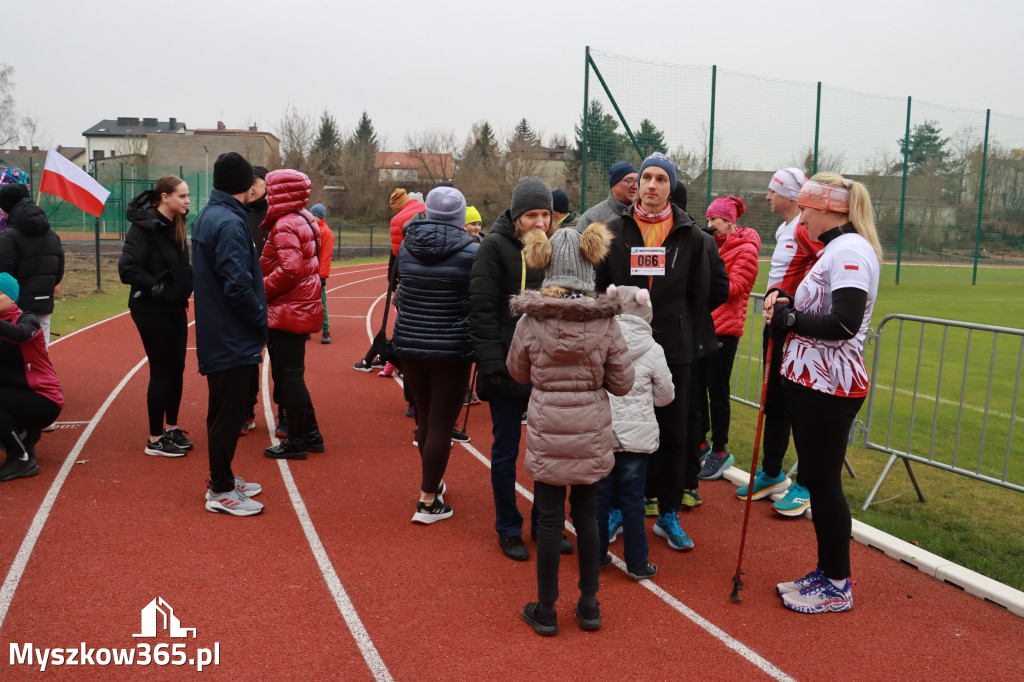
[
  {"xmin": 213, "ymin": 152, "xmax": 255, "ymax": 195},
  {"xmin": 0, "ymin": 183, "xmax": 29, "ymax": 213},
  {"xmin": 551, "ymin": 189, "xmax": 570, "ymax": 213}
]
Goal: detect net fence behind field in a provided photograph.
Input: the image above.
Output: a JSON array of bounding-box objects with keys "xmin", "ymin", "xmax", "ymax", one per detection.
[{"xmin": 581, "ymin": 48, "xmax": 1024, "ymax": 281}]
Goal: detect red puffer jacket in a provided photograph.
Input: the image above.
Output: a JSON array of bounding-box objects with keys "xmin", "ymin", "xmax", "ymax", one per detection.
[
  {"xmin": 260, "ymin": 169, "xmax": 324, "ymax": 334},
  {"xmin": 711, "ymin": 226, "xmax": 761, "ymax": 338},
  {"xmin": 390, "ymin": 199, "xmax": 425, "ymax": 256}
]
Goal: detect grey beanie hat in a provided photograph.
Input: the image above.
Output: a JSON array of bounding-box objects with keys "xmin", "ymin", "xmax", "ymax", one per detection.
[
  {"xmin": 425, "ymin": 186, "xmax": 467, "ymax": 227},
  {"xmin": 542, "ymin": 227, "xmax": 594, "ymax": 293},
  {"xmin": 310, "ymin": 203, "xmax": 326, "ymax": 219},
  {"xmin": 510, "ymin": 176, "xmax": 552, "ymax": 222}
]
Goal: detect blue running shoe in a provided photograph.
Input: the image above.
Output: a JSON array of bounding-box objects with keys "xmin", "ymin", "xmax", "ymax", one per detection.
[
  {"xmin": 653, "ymin": 512, "xmax": 694, "ymax": 551},
  {"xmin": 781, "ymin": 576, "xmax": 852, "ymax": 614},
  {"xmin": 773, "ymin": 482, "xmax": 810, "ymax": 517},
  {"xmin": 735, "ymin": 469, "xmax": 791, "ymax": 501},
  {"xmin": 608, "ymin": 508, "xmax": 623, "ymax": 543},
  {"xmin": 698, "ymin": 449, "xmax": 735, "ymax": 480}
]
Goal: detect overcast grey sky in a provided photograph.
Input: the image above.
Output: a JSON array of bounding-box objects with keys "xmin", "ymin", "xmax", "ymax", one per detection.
[{"xmin": 5, "ymin": 0, "xmax": 1023, "ymax": 157}]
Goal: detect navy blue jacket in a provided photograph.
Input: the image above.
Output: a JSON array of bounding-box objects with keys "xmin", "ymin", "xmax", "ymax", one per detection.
[
  {"xmin": 393, "ymin": 218, "xmax": 478, "ymax": 362},
  {"xmin": 191, "ymin": 190, "xmax": 267, "ymax": 375}
]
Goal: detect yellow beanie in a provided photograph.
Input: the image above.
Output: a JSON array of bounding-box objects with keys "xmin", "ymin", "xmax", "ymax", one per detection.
[
  {"xmin": 464, "ymin": 205, "xmax": 482, "ymax": 224},
  {"xmin": 390, "ymin": 188, "xmax": 409, "ymax": 212}
]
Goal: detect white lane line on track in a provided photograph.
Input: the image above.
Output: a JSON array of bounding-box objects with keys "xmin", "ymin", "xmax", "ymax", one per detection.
[
  {"xmin": 0, "ymin": 355, "xmax": 149, "ymax": 631},
  {"xmin": 361, "ymin": 284, "xmax": 796, "ymax": 682},
  {"xmin": 50, "ymin": 310, "xmax": 131, "ymax": 346},
  {"xmin": 265, "ymin": 281, "xmax": 393, "ymax": 682}
]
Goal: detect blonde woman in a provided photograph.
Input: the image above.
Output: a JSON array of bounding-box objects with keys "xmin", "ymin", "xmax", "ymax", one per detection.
[
  {"xmin": 119, "ymin": 176, "xmax": 194, "ymax": 457},
  {"xmin": 765, "ymin": 171, "xmax": 882, "ymax": 614}
]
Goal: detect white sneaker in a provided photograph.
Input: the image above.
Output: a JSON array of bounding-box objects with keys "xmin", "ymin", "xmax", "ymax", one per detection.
[{"xmin": 205, "ymin": 488, "xmax": 264, "ymax": 516}]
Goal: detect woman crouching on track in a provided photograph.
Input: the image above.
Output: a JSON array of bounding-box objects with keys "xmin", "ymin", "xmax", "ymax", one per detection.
[
  {"xmin": 118, "ymin": 176, "xmax": 195, "ymax": 457},
  {"xmin": 0, "ymin": 273, "xmax": 62, "ymax": 481},
  {"xmin": 765, "ymin": 171, "xmax": 881, "ymax": 614},
  {"xmin": 391, "ymin": 186, "xmax": 478, "ymax": 524}
]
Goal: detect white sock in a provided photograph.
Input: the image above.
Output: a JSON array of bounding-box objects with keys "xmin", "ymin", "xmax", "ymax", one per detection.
[{"xmin": 829, "ymin": 577, "xmax": 848, "ymax": 589}]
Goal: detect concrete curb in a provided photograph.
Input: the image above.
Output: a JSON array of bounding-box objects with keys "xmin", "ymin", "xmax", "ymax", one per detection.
[{"xmin": 721, "ymin": 466, "xmax": 1024, "ymax": 618}]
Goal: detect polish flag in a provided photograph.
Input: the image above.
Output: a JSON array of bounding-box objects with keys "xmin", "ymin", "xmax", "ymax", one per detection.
[{"xmin": 39, "ymin": 149, "xmax": 110, "ymax": 217}]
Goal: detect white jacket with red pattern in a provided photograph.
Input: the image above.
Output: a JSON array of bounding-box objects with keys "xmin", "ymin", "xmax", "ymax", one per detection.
[{"xmin": 260, "ymin": 170, "xmax": 324, "ymax": 334}]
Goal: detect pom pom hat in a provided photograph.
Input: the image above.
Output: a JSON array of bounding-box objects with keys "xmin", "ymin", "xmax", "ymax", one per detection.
[
  {"xmin": 607, "ymin": 284, "xmax": 652, "ymax": 324},
  {"xmin": 706, "ymin": 196, "xmax": 746, "ymax": 224},
  {"xmin": 522, "ymin": 221, "xmax": 612, "ymax": 295}
]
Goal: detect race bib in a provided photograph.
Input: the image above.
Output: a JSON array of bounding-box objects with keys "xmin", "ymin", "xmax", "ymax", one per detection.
[{"xmin": 630, "ymin": 247, "xmax": 666, "ymax": 276}]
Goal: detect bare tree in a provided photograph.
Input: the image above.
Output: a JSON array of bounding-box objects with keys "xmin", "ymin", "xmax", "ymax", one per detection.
[
  {"xmin": 404, "ymin": 128, "xmax": 459, "ymax": 185},
  {"xmin": 0, "ymin": 64, "xmax": 18, "ymax": 148},
  {"xmin": 274, "ymin": 104, "xmax": 316, "ymax": 170},
  {"xmin": 796, "ymin": 146, "xmax": 847, "ymax": 175},
  {"xmin": 18, "ymin": 112, "xmax": 49, "ymax": 149}
]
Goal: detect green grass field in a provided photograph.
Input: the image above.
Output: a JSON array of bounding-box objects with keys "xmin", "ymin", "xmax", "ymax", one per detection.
[
  {"xmin": 51, "ymin": 254, "xmax": 1024, "ymax": 591},
  {"xmin": 727, "ymin": 263, "xmax": 1024, "ymax": 591}
]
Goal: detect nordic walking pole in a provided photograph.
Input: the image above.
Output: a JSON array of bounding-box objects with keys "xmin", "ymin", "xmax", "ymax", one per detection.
[{"xmin": 730, "ymin": 335, "xmax": 775, "ymax": 603}]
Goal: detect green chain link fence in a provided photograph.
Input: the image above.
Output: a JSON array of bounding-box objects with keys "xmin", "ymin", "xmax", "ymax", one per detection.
[{"xmin": 580, "ymin": 48, "xmax": 1024, "ymax": 283}]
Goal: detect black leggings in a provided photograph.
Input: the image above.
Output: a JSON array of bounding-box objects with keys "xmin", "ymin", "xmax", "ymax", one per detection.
[
  {"xmin": 0, "ymin": 389, "xmax": 61, "ymax": 455},
  {"xmin": 400, "ymin": 358, "xmax": 471, "ymax": 494},
  {"xmin": 534, "ymin": 481, "xmax": 598, "ymax": 603},
  {"xmin": 762, "ymin": 324, "xmax": 803, "ymax": 483},
  {"xmin": 131, "ymin": 309, "xmax": 187, "ymax": 436},
  {"xmin": 648, "ymin": 361, "xmax": 690, "ymax": 514},
  {"xmin": 267, "ymin": 329, "xmax": 311, "ymax": 412},
  {"xmin": 785, "ymin": 379, "xmax": 864, "ymax": 579},
  {"xmin": 705, "ymin": 335, "xmax": 739, "ymax": 452}
]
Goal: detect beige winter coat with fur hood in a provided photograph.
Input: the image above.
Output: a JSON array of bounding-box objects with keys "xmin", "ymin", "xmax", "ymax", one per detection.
[{"xmin": 506, "ymin": 291, "xmax": 634, "ymax": 486}]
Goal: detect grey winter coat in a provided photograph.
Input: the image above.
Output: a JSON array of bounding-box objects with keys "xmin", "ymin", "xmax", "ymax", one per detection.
[
  {"xmin": 577, "ymin": 193, "xmax": 631, "ymax": 231},
  {"xmin": 506, "ymin": 291, "xmax": 634, "ymax": 486},
  {"xmin": 608, "ymin": 314, "xmax": 675, "ymax": 454}
]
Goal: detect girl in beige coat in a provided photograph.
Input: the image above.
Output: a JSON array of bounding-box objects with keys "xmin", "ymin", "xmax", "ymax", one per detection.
[{"xmin": 506, "ymin": 222, "xmax": 634, "ymax": 636}]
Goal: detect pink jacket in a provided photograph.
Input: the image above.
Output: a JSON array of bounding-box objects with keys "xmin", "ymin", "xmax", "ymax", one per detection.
[
  {"xmin": 507, "ymin": 291, "xmax": 634, "ymax": 486},
  {"xmin": 712, "ymin": 226, "xmax": 761, "ymax": 338},
  {"xmin": 0, "ymin": 305, "xmax": 62, "ymax": 408},
  {"xmin": 260, "ymin": 170, "xmax": 324, "ymax": 334}
]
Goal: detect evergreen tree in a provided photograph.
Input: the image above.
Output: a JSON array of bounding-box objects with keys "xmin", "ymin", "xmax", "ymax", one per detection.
[
  {"xmin": 313, "ymin": 110, "xmax": 342, "ymax": 174},
  {"xmin": 350, "ymin": 111, "xmax": 380, "ymax": 152},
  {"xmin": 509, "ymin": 118, "xmax": 539, "ymax": 150},
  {"xmin": 634, "ymin": 119, "xmax": 667, "ymax": 159},
  {"xmin": 896, "ymin": 120, "xmax": 950, "ymax": 175},
  {"xmin": 471, "ymin": 121, "xmax": 499, "ymax": 161}
]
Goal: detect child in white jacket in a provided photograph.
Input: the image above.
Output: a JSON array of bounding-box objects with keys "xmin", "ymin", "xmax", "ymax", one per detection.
[{"xmin": 597, "ymin": 285, "xmax": 675, "ymax": 579}]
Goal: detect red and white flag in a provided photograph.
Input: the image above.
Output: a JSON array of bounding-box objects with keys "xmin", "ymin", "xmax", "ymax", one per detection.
[{"xmin": 39, "ymin": 149, "xmax": 110, "ymax": 217}]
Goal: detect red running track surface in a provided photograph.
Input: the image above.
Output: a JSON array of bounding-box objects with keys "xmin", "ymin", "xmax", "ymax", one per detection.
[{"xmin": 0, "ymin": 262, "xmax": 1021, "ymax": 680}]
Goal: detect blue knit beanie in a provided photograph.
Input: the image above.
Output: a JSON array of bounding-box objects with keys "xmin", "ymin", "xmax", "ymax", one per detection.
[
  {"xmin": 639, "ymin": 152, "xmax": 677, "ymax": 191},
  {"xmin": 608, "ymin": 161, "xmax": 638, "ymax": 188},
  {"xmin": 310, "ymin": 203, "xmax": 326, "ymax": 219},
  {"xmin": 0, "ymin": 272, "xmax": 19, "ymax": 302}
]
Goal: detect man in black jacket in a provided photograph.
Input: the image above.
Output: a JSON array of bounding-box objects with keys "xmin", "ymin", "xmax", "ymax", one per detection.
[
  {"xmin": 0, "ymin": 184, "xmax": 64, "ymax": 346},
  {"xmin": 595, "ymin": 152, "xmax": 710, "ymax": 553}
]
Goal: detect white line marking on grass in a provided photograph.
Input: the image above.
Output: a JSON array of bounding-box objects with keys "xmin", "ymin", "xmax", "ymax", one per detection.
[
  {"xmin": 0, "ymin": 356, "xmax": 149, "ymax": 630},
  {"xmin": 260, "ymin": 358, "xmax": 392, "ymax": 682},
  {"xmin": 454, "ymin": 442, "xmax": 795, "ymax": 680}
]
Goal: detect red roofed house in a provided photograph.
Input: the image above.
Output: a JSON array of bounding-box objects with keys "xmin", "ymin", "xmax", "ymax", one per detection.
[{"xmin": 376, "ymin": 151, "xmax": 453, "ymax": 185}]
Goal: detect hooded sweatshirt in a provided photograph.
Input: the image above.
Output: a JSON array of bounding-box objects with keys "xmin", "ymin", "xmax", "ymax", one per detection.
[{"xmin": 607, "ymin": 314, "xmax": 675, "ymax": 454}]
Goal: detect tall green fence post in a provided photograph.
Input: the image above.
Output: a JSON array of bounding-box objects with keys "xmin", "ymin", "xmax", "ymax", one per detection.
[
  {"xmin": 581, "ymin": 46, "xmax": 591, "ymax": 212},
  {"xmin": 972, "ymin": 109, "xmax": 991, "ymax": 285},
  {"xmin": 706, "ymin": 65, "xmax": 717, "ymax": 206},
  {"xmin": 813, "ymin": 82, "xmax": 821, "ymax": 174},
  {"xmin": 91, "ymin": 163, "xmax": 102, "ymax": 291},
  {"xmin": 896, "ymin": 96, "xmax": 911, "ymax": 285}
]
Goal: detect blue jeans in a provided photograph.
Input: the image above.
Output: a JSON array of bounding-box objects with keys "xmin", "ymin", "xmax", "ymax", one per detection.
[
  {"xmin": 488, "ymin": 395, "xmax": 533, "ymax": 539},
  {"xmin": 597, "ymin": 451, "xmax": 650, "ymax": 573}
]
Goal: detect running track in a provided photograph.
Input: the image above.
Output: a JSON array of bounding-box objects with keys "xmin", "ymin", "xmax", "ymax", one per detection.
[{"xmin": 0, "ymin": 262, "xmax": 1020, "ymax": 680}]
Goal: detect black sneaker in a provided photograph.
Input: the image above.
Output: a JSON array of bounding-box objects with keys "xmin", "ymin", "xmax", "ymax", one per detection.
[
  {"xmin": 521, "ymin": 602, "xmax": 558, "ymax": 636},
  {"xmin": 0, "ymin": 455, "xmax": 40, "ymax": 482},
  {"xmin": 451, "ymin": 428, "xmax": 470, "ymax": 443},
  {"xmin": 411, "ymin": 498, "xmax": 453, "ymax": 524},
  {"xmin": 574, "ymin": 600, "xmax": 601, "ymax": 631},
  {"xmin": 353, "ymin": 359, "xmax": 374, "ymax": 372},
  {"xmin": 164, "ymin": 428, "xmax": 193, "ymax": 450},
  {"xmin": 500, "ymin": 535, "xmax": 529, "ymax": 561},
  {"xmin": 531, "ymin": 530, "xmax": 574, "ymax": 555},
  {"xmin": 144, "ymin": 435, "xmax": 187, "ymax": 458},
  {"xmin": 240, "ymin": 420, "xmax": 256, "ymax": 436},
  {"xmin": 370, "ymin": 356, "xmax": 386, "ymax": 368},
  {"xmin": 599, "ymin": 554, "xmax": 613, "ymax": 570},
  {"xmin": 626, "ymin": 562, "xmax": 658, "ymax": 581}
]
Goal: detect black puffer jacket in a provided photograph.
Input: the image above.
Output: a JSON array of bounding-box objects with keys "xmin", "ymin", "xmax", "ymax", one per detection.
[
  {"xmin": 694, "ymin": 229, "xmax": 731, "ymax": 359},
  {"xmin": 393, "ymin": 218, "xmax": 478, "ymax": 362},
  {"xmin": 0, "ymin": 198, "xmax": 64, "ymax": 315},
  {"xmin": 119, "ymin": 190, "xmax": 193, "ymax": 313},
  {"xmin": 596, "ymin": 205, "xmax": 710, "ymax": 365},
  {"xmin": 468, "ymin": 210, "xmax": 546, "ymax": 401}
]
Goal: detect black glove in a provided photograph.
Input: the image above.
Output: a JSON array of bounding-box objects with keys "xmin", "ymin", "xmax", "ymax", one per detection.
[
  {"xmin": 151, "ymin": 281, "xmax": 169, "ymax": 303},
  {"xmin": 479, "ymin": 362, "xmax": 506, "ymax": 386}
]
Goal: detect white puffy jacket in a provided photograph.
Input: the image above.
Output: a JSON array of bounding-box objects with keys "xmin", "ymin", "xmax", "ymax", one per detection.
[{"xmin": 608, "ymin": 314, "xmax": 675, "ymax": 453}]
